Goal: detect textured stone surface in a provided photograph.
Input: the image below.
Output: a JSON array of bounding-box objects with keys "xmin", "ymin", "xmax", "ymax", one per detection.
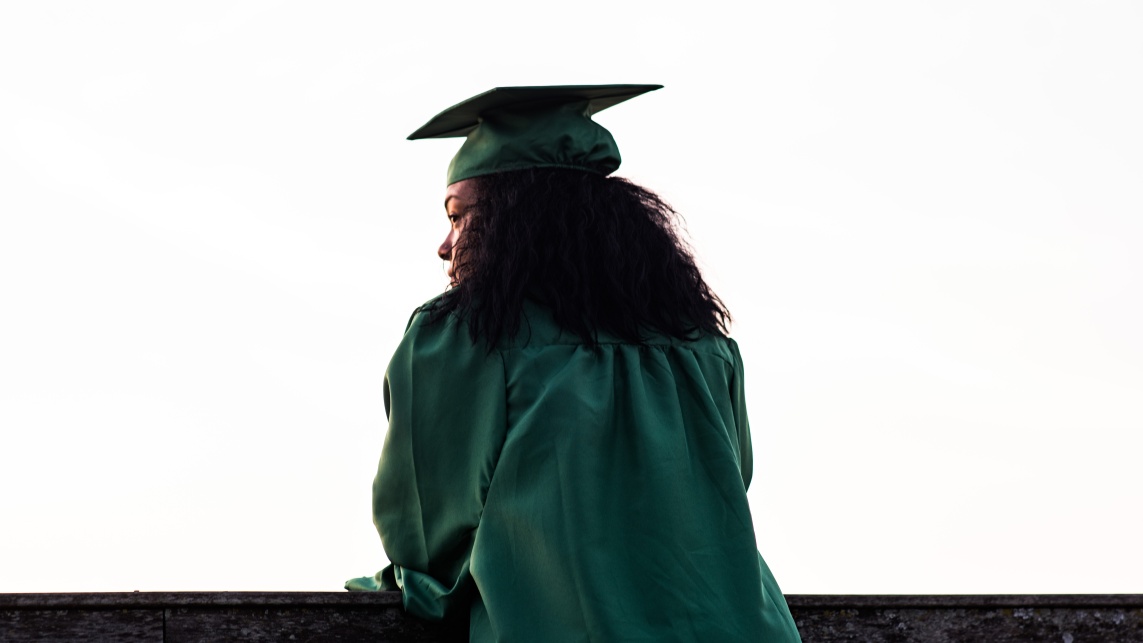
[
  {"xmin": 0, "ymin": 606, "xmax": 162, "ymax": 642},
  {"xmin": 164, "ymin": 606, "xmax": 450, "ymax": 643},
  {"xmin": 786, "ymin": 595, "xmax": 1143, "ymax": 642},
  {"xmin": 2, "ymin": 592, "xmax": 1141, "ymax": 642}
]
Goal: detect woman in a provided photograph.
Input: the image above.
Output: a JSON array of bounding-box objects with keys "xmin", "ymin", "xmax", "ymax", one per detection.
[{"xmin": 348, "ymin": 85, "xmax": 801, "ymax": 642}]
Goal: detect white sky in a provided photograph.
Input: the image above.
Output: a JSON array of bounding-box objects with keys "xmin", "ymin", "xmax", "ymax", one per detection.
[{"xmin": 1, "ymin": 2, "xmax": 1140, "ymax": 594}]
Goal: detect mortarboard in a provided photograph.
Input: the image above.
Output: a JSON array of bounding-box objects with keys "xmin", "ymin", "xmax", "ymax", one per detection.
[{"xmin": 408, "ymin": 84, "xmax": 663, "ymax": 185}]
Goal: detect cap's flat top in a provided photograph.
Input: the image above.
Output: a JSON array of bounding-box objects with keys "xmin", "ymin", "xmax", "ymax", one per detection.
[{"xmin": 408, "ymin": 84, "xmax": 662, "ymax": 140}]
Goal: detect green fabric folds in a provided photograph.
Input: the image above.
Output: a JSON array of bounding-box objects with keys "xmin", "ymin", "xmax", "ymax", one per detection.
[
  {"xmin": 347, "ymin": 299, "xmax": 801, "ymax": 642},
  {"xmin": 446, "ymin": 100, "xmax": 620, "ymax": 185},
  {"xmin": 406, "ymin": 85, "xmax": 662, "ymax": 185}
]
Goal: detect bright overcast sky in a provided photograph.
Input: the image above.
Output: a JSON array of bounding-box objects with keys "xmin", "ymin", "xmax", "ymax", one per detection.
[{"xmin": 1, "ymin": 2, "xmax": 1141, "ymax": 594}]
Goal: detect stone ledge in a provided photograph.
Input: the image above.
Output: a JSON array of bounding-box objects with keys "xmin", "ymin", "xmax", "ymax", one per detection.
[
  {"xmin": 788, "ymin": 593, "xmax": 1143, "ymax": 608},
  {"xmin": 787, "ymin": 594, "xmax": 1143, "ymax": 642},
  {"xmin": 3, "ymin": 592, "xmax": 1141, "ymax": 641}
]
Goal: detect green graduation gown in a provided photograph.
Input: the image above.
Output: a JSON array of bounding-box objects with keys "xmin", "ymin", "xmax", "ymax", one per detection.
[{"xmin": 347, "ymin": 299, "xmax": 801, "ymax": 642}]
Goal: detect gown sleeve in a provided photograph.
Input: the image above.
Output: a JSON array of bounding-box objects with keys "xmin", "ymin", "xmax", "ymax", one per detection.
[
  {"xmin": 345, "ymin": 307, "xmax": 508, "ymax": 624},
  {"xmin": 727, "ymin": 338, "xmax": 753, "ymax": 489},
  {"xmin": 728, "ymin": 338, "xmax": 803, "ymax": 641}
]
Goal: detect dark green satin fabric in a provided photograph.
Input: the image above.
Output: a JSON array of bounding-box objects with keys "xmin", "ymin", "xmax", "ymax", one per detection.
[
  {"xmin": 445, "ymin": 100, "xmax": 621, "ymax": 185},
  {"xmin": 405, "ymin": 85, "xmax": 661, "ymax": 186},
  {"xmin": 347, "ymin": 300, "xmax": 801, "ymax": 642}
]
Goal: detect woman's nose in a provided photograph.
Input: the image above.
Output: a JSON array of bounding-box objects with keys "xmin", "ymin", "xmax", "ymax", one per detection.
[{"xmin": 438, "ymin": 231, "xmax": 456, "ymax": 260}]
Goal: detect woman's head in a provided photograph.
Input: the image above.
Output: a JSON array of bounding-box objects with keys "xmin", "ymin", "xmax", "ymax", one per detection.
[{"xmin": 431, "ymin": 168, "xmax": 730, "ymax": 347}]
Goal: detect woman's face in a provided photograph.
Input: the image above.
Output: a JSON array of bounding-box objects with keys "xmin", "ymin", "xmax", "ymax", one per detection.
[{"xmin": 438, "ymin": 178, "xmax": 477, "ymax": 283}]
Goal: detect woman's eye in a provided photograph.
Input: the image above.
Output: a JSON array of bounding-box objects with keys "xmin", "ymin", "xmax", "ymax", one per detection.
[{"xmin": 448, "ymin": 214, "xmax": 461, "ymax": 223}]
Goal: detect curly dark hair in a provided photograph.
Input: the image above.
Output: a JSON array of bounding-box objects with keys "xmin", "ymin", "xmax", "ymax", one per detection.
[{"xmin": 429, "ymin": 168, "xmax": 730, "ymax": 347}]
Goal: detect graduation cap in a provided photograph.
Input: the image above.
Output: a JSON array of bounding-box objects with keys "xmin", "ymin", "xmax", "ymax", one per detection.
[{"xmin": 408, "ymin": 84, "xmax": 663, "ymax": 185}]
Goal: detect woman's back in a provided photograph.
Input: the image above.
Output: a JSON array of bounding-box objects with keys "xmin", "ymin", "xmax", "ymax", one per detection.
[{"xmin": 348, "ymin": 300, "xmax": 800, "ymax": 642}]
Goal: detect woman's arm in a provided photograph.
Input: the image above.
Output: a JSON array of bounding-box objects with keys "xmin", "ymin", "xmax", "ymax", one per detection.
[{"xmin": 347, "ymin": 308, "xmax": 508, "ymax": 623}]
